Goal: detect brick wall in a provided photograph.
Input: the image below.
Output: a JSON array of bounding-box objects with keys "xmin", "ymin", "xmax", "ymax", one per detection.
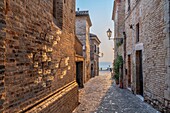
[
  {"xmin": 164, "ymin": 0, "xmax": 170, "ymax": 111},
  {"xmin": 125, "ymin": 0, "xmax": 170, "ymax": 112},
  {"xmin": 113, "ymin": 0, "xmax": 125, "ymax": 60},
  {"xmin": 0, "ymin": 0, "xmax": 6, "ymax": 112},
  {"xmin": 0, "ymin": 0, "xmax": 78, "ymax": 112},
  {"xmin": 85, "ymin": 21, "xmax": 91, "ymax": 81}
]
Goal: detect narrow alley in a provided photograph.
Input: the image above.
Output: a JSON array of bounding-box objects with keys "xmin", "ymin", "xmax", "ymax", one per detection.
[
  {"xmin": 73, "ymin": 72, "xmax": 159, "ymax": 113},
  {"xmin": 0, "ymin": 0, "xmax": 169, "ymax": 112}
]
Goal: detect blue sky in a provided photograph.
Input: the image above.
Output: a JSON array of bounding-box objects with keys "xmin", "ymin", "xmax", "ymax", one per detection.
[{"xmin": 76, "ymin": 0, "xmax": 114, "ymax": 62}]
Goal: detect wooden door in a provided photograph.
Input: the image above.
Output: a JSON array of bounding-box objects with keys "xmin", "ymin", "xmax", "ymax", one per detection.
[
  {"xmin": 136, "ymin": 50, "xmax": 143, "ymax": 96},
  {"xmin": 128, "ymin": 55, "xmax": 131, "ymax": 87}
]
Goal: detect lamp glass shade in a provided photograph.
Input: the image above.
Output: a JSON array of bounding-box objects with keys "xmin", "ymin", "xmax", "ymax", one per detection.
[{"xmin": 107, "ymin": 29, "xmax": 112, "ymax": 38}]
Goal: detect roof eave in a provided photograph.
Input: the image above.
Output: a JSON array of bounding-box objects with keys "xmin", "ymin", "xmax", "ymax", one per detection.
[{"xmin": 90, "ymin": 35, "xmax": 101, "ymax": 44}]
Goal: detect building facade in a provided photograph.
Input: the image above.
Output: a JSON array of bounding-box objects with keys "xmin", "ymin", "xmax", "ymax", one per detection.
[
  {"xmin": 0, "ymin": 0, "xmax": 78, "ymax": 112},
  {"xmin": 112, "ymin": 0, "xmax": 170, "ymax": 112},
  {"xmin": 112, "ymin": 0, "xmax": 126, "ymax": 87},
  {"xmin": 76, "ymin": 10, "xmax": 92, "ymax": 83},
  {"xmin": 112, "ymin": 0, "xmax": 125, "ymax": 59},
  {"xmin": 90, "ymin": 33, "xmax": 101, "ymax": 77},
  {"xmin": 75, "ymin": 36, "xmax": 84, "ymax": 88}
]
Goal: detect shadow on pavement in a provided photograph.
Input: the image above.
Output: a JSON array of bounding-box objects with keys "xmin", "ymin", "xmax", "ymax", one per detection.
[{"xmin": 93, "ymin": 81, "xmax": 159, "ymax": 113}]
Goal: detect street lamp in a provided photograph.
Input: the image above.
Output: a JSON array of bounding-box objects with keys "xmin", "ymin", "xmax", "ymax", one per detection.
[
  {"xmin": 107, "ymin": 28, "xmax": 124, "ymax": 43},
  {"xmin": 107, "ymin": 28, "xmax": 114, "ymax": 40}
]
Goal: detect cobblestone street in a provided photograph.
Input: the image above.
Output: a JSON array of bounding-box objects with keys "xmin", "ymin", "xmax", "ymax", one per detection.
[{"xmin": 73, "ymin": 71, "xmax": 159, "ymax": 113}]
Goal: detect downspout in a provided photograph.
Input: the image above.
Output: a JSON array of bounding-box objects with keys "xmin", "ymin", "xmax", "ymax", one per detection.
[{"xmin": 123, "ymin": 32, "xmax": 127, "ymax": 88}]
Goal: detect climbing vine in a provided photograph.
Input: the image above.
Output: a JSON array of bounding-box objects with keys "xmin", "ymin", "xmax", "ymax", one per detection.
[{"xmin": 113, "ymin": 55, "xmax": 123, "ymax": 81}]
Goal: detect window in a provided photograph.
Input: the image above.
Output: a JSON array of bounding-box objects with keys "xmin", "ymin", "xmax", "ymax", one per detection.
[
  {"xmin": 91, "ymin": 64, "xmax": 93, "ymax": 71},
  {"xmin": 53, "ymin": 0, "xmax": 57, "ymax": 19},
  {"xmin": 128, "ymin": 0, "xmax": 131, "ymax": 11},
  {"xmin": 94, "ymin": 45, "xmax": 97, "ymax": 53},
  {"xmin": 136, "ymin": 23, "xmax": 139, "ymax": 42},
  {"xmin": 53, "ymin": 0, "xmax": 63, "ymax": 29},
  {"xmin": 97, "ymin": 47, "xmax": 99, "ymax": 54}
]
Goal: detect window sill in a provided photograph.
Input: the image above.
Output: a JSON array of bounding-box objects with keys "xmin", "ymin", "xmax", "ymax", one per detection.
[
  {"xmin": 52, "ymin": 18, "xmax": 63, "ymax": 32},
  {"xmin": 52, "ymin": 22, "xmax": 62, "ymax": 35}
]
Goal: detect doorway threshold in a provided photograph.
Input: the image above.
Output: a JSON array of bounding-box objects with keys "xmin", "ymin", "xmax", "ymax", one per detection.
[{"xmin": 136, "ymin": 95, "xmax": 144, "ymax": 101}]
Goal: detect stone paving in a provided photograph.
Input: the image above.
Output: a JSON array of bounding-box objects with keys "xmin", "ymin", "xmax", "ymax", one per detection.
[{"xmin": 72, "ymin": 71, "xmax": 160, "ymax": 113}]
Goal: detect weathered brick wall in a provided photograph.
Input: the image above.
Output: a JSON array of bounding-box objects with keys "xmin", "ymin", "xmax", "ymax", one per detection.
[
  {"xmin": 113, "ymin": 0, "xmax": 125, "ymax": 60},
  {"xmin": 117, "ymin": 0, "xmax": 125, "ymax": 39},
  {"xmin": 125, "ymin": 0, "xmax": 170, "ymax": 112},
  {"xmin": 0, "ymin": 0, "xmax": 6, "ymax": 112},
  {"xmin": 76, "ymin": 17, "xmax": 87, "ymax": 56},
  {"xmin": 112, "ymin": 0, "xmax": 125, "ymax": 85},
  {"xmin": 0, "ymin": 0, "xmax": 78, "ymax": 112},
  {"xmin": 164, "ymin": 0, "xmax": 170, "ymax": 112},
  {"xmin": 26, "ymin": 82, "xmax": 78, "ymax": 113},
  {"xmin": 85, "ymin": 21, "xmax": 91, "ymax": 81}
]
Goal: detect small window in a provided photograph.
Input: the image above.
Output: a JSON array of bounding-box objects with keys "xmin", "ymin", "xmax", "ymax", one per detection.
[
  {"xmin": 94, "ymin": 45, "xmax": 97, "ymax": 53},
  {"xmin": 91, "ymin": 64, "xmax": 93, "ymax": 70},
  {"xmin": 128, "ymin": 0, "xmax": 131, "ymax": 11},
  {"xmin": 53, "ymin": 0, "xmax": 63, "ymax": 29},
  {"xmin": 83, "ymin": 45, "xmax": 86, "ymax": 50},
  {"xmin": 97, "ymin": 47, "xmax": 99, "ymax": 54},
  {"xmin": 53, "ymin": 0, "xmax": 57, "ymax": 19},
  {"xmin": 136, "ymin": 23, "xmax": 139, "ymax": 43}
]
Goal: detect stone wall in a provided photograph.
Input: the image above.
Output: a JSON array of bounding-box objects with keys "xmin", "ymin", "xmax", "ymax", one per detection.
[
  {"xmin": 85, "ymin": 20, "xmax": 91, "ymax": 81},
  {"xmin": 90, "ymin": 35, "xmax": 100, "ymax": 77},
  {"xmin": 89, "ymin": 39, "xmax": 95, "ymax": 77},
  {"xmin": 75, "ymin": 36, "xmax": 83, "ymax": 56},
  {"xmin": 125, "ymin": 0, "xmax": 170, "ymax": 112},
  {"xmin": 113, "ymin": 0, "xmax": 125, "ymax": 59},
  {"xmin": 0, "ymin": 0, "xmax": 78, "ymax": 112},
  {"xmin": 76, "ymin": 16, "xmax": 91, "ymax": 83},
  {"xmin": 112, "ymin": 0, "xmax": 125, "ymax": 88}
]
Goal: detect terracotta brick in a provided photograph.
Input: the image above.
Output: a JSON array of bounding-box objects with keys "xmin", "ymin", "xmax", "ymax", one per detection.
[{"xmin": 0, "ymin": 0, "xmax": 78, "ymax": 112}]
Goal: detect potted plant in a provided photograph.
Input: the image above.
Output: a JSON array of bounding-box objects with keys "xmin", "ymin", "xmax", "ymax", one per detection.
[{"xmin": 114, "ymin": 73, "xmax": 119, "ymax": 84}]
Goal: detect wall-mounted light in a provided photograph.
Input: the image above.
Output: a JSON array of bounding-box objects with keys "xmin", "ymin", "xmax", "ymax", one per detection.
[{"xmin": 106, "ymin": 28, "xmax": 114, "ymax": 40}]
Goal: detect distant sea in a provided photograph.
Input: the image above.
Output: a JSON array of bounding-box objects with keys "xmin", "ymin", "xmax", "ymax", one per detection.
[{"xmin": 99, "ymin": 62, "xmax": 113, "ymax": 71}]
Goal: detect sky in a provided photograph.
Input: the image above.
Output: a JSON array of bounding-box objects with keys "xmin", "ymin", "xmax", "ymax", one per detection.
[{"xmin": 76, "ymin": 0, "xmax": 114, "ymax": 63}]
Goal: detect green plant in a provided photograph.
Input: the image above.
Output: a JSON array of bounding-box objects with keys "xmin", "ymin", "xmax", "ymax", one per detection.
[
  {"xmin": 116, "ymin": 41, "xmax": 122, "ymax": 47},
  {"xmin": 116, "ymin": 39, "xmax": 123, "ymax": 47},
  {"xmin": 114, "ymin": 73, "xmax": 119, "ymax": 80},
  {"xmin": 113, "ymin": 55, "xmax": 123, "ymax": 81}
]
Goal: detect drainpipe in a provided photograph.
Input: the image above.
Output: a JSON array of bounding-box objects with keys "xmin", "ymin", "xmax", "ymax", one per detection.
[{"xmin": 123, "ymin": 32, "xmax": 127, "ymax": 89}]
